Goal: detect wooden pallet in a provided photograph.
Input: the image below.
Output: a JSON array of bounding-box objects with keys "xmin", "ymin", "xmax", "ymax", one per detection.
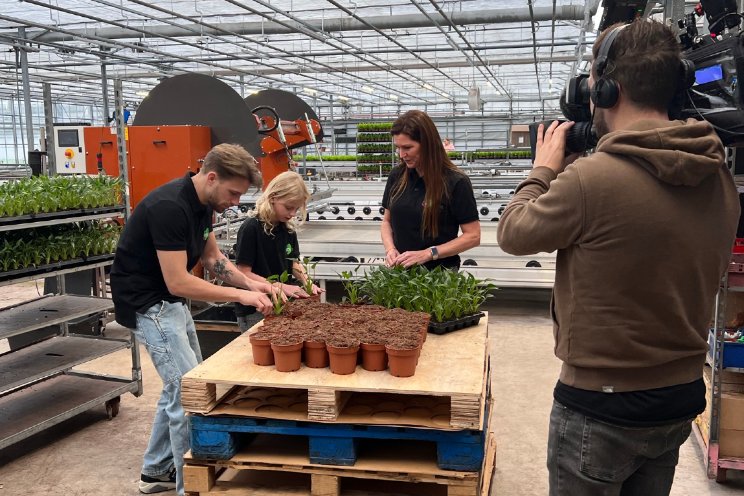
[
  {"xmin": 182, "ymin": 313, "xmax": 489, "ymax": 430},
  {"xmin": 184, "ymin": 431, "xmax": 497, "ymax": 496},
  {"xmin": 189, "ymin": 414, "xmax": 488, "ymax": 470}
]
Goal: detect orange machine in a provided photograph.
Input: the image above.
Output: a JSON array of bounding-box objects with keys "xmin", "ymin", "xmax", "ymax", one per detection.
[
  {"xmin": 256, "ymin": 115, "xmax": 322, "ymax": 188},
  {"xmin": 84, "ymin": 125, "xmax": 211, "ymax": 210}
]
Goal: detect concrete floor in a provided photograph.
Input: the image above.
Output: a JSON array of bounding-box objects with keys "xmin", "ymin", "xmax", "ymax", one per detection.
[{"xmin": 0, "ymin": 282, "xmax": 743, "ymax": 495}]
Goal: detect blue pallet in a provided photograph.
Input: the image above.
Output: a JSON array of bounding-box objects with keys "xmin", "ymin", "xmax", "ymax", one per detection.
[
  {"xmin": 708, "ymin": 330, "xmax": 744, "ymax": 368},
  {"xmin": 189, "ymin": 414, "xmax": 486, "ymax": 471}
]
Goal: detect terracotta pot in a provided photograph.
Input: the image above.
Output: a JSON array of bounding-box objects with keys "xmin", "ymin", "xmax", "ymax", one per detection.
[
  {"xmin": 271, "ymin": 341, "xmax": 303, "ymax": 372},
  {"xmin": 304, "ymin": 340, "xmax": 329, "ymax": 368},
  {"xmin": 326, "ymin": 343, "xmax": 360, "ymax": 375},
  {"xmin": 249, "ymin": 335, "xmax": 274, "ymax": 366},
  {"xmin": 360, "ymin": 343, "xmax": 387, "ymax": 371},
  {"xmin": 386, "ymin": 345, "xmax": 419, "ymax": 377},
  {"xmin": 421, "ymin": 321, "xmax": 429, "ymax": 342}
]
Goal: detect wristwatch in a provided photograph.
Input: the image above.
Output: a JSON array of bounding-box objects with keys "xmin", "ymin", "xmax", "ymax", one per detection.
[{"xmin": 430, "ymin": 246, "xmax": 439, "ymax": 261}]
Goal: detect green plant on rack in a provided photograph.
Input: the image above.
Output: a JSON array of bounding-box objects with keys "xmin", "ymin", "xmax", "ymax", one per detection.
[
  {"xmin": 0, "ymin": 175, "xmax": 123, "ymax": 218},
  {"xmin": 0, "ymin": 222, "xmax": 121, "ymax": 274}
]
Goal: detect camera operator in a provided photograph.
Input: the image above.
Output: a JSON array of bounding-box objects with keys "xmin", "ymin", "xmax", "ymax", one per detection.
[{"xmin": 498, "ymin": 19, "xmax": 740, "ymax": 495}]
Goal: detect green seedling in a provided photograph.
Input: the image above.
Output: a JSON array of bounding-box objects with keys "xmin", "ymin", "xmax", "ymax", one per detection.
[{"xmin": 267, "ymin": 270, "xmax": 290, "ymax": 315}]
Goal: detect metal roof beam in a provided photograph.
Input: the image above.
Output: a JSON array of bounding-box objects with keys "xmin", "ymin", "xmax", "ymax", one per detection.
[
  {"xmin": 96, "ymin": 54, "xmax": 589, "ymax": 80},
  {"xmin": 25, "ymin": 5, "xmax": 591, "ymax": 42}
]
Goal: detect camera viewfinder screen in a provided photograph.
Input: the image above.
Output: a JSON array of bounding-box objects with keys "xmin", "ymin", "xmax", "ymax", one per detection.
[{"xmin": 695, "ymin": 64, "xmax": 724, "ymax": 85}]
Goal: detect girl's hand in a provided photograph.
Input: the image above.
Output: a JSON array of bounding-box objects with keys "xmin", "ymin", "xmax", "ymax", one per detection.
[
  {"xmin": 281, "ymin": 283, "xmax": 306, "ymax": 298},
  {"xmin": 307, "ymin": 283, "xmax": 324, "ymax": 295}
]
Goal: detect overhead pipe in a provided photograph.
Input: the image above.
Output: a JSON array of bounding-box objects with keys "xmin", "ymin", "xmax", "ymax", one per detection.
[
  {"xmin": 29, "ymin": 5, "xmax": 591, "ymax": 42},
  {"xmin": 110, "ymin": 54, "xmax": 590, "ymax": 78}
]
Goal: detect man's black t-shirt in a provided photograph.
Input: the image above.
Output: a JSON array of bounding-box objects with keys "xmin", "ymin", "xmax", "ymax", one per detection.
[
  {"xmin": 382, "ymin": 165, "xmax": 478, "ymax": 269},
  {"xmin": 111, "ymin": 173, "xmax": 213, "ymax": 328},
  {"xmin": 554, "ymin": 379, "xmax": 705, "ymax": 427},
  {"xmin": 233, "ymin": 217, "xmax": 299, "ymax": 316}
]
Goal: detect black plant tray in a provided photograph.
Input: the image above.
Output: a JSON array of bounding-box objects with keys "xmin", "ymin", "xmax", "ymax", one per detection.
[
  {"xmin": 428, "ymin": 312, "xmax": 485, "ymax": 335},
  {"xmin": 0, "ymin": 206, "xmax": 125, "ymax": 227},
  {"xmin": 0, "ymin": 253, "xmax": 115, "ymax": 284}
]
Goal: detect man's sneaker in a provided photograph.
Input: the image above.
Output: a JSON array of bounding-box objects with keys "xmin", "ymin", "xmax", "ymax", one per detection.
[{"xmin": 139, "ymin": 468, "xmax": 176, "ymax": 494}]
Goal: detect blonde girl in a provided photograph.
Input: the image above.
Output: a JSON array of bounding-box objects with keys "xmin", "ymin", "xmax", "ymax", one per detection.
[{"xmin": 234, "ymin": 171, "xmax": 322, "ymax": 331}]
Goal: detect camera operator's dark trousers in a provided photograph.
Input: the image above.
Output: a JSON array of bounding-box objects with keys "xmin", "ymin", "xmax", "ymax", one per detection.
[{"xmin": 547, "ymin": 401, "xmax": 692, "ymax": 496}]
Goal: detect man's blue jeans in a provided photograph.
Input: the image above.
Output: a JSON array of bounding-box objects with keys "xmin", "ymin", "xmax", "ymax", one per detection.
[
  {"xmin": 548, "ymin": 400, "xmax": 692, "ymax": 496},
  {"xmin": 135, "ymin": 301, "xmax": 202, "ymax": 496}
]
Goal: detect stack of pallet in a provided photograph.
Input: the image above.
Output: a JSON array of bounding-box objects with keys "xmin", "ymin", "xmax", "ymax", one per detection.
[{"xmin": 181, "ymin": 313, "xmax": 495, "ymax": 496}]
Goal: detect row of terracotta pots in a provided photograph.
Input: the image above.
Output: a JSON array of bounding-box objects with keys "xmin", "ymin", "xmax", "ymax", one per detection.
[{"xmin": 249, "ymin": 335, "xmax": 421, "ymax": 377}]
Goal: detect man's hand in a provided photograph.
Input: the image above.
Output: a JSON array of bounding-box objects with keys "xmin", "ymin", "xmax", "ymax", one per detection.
[
  {"xmin": 249, "ymin": 279, "xmax": 286, "ymax": 302},
  {"xmin": 385, "ymin": 248, "xmax": 400, "ymax": 267},
  {"xmin": 533, "ymin": 120, "xmax": 575, "ymax": 174},
  {"xmin": 238, "ymin": 291, "xmax": 273, "ymax": 315},
  {"xmin": 394, "ymin": 249, "xmax": 431, "ymax": 268}
]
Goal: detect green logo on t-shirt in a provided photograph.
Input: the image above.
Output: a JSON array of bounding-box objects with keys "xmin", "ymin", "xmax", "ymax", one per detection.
[
  {"xmin": 285, "ymin": 243, "xmax": 292, "ymax": 255},
  {"xmin": 203, "ymin": 228, "xmax": 209, "ymax": 240}
]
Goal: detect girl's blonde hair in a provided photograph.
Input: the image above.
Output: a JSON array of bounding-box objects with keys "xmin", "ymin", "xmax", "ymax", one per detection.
[{"xmin": 251, "ymin": 171, "xmax": 310, "ymax": 235}]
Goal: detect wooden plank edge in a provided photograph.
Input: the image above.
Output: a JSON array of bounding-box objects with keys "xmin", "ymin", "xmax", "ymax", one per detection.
[
  {"xmin": 479, "ymin": 432, "xmax": 497, "ymax": 496},
  {"xmin": 184, "ymin": 459, "xmax": 479, "ymax": 486}
]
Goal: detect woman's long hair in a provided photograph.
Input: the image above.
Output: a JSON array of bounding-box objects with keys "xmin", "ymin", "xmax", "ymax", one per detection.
[
  {"xmin": 250, "ymin": 171, "xmax": 310, "ymax": 235},
  {"xmin": 390, "ymin": 110, "xmax": 463, "ymax": 238}
]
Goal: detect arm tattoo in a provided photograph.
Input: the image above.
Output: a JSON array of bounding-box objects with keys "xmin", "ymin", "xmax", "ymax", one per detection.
[{"xmin": 212, "ymin": 258, "xmax": 233, "ymax": 280}]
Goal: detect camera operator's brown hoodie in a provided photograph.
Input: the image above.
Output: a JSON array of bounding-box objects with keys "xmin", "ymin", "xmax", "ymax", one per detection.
[{"xmin": 498, "ymin": 118, "xmax": 740, "ymax": 392}]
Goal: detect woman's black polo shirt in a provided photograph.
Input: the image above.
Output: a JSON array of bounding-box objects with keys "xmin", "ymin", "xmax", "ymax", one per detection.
[
  {"xmin": 382, "ymin": 165, "xmax": 478, "ymax": 269},
  {"xmin": 110, "ymin": 173, "xmax": 213, "ymax": 328}
]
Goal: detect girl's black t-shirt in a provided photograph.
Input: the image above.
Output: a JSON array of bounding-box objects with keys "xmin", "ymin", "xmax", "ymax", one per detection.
[{"xmin": 233, "ymin": 217, "xmax": 299, "ymax": 316}]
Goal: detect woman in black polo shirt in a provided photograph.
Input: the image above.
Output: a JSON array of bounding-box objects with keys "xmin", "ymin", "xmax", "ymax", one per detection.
[{"xmin": 381, "ymin": 110, "xmax": 481, "ymax": 270}]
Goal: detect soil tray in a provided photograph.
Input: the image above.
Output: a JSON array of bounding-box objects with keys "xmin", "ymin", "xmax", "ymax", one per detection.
[{"xmin": 428, "ymin": 313, "xmax": 485, "ymax": 335}]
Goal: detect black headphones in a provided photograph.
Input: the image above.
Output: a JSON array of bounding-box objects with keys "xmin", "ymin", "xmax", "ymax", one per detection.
[
  {"xmin": 590, "ymin": 23, "xmax": 697, "ymax": 112},
  {"xmin": 590, "ymin": 24, "xmax": 627, "ymax": 109}
]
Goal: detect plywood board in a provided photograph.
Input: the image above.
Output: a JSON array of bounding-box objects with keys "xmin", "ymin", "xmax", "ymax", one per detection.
[{"xmin": 182, "ymin": 312, "xmax": 488, "ymax": 430}]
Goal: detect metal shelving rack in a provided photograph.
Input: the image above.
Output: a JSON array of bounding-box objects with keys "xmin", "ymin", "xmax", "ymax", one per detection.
[
  {"xmin": 693, "ymin": 271, "xmax": 744, "ymax": 481},
  {"xmin": 693, "ymin": 145, "xmax": 744, "ymax": 480},
  {"xmin": 0, "ymin": 206, "xmax": 142, "ymax": 450}
]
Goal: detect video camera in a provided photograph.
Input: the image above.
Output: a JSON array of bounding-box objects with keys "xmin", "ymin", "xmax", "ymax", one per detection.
[{"xmin": 529, "ymin": 0, "xmax": 744, "ymax": 157}]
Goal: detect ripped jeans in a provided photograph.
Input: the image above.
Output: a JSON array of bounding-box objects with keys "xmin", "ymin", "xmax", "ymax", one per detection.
[{"xmin": 134, "ymin": 301, "xmax": 203, "ymax": 496}]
